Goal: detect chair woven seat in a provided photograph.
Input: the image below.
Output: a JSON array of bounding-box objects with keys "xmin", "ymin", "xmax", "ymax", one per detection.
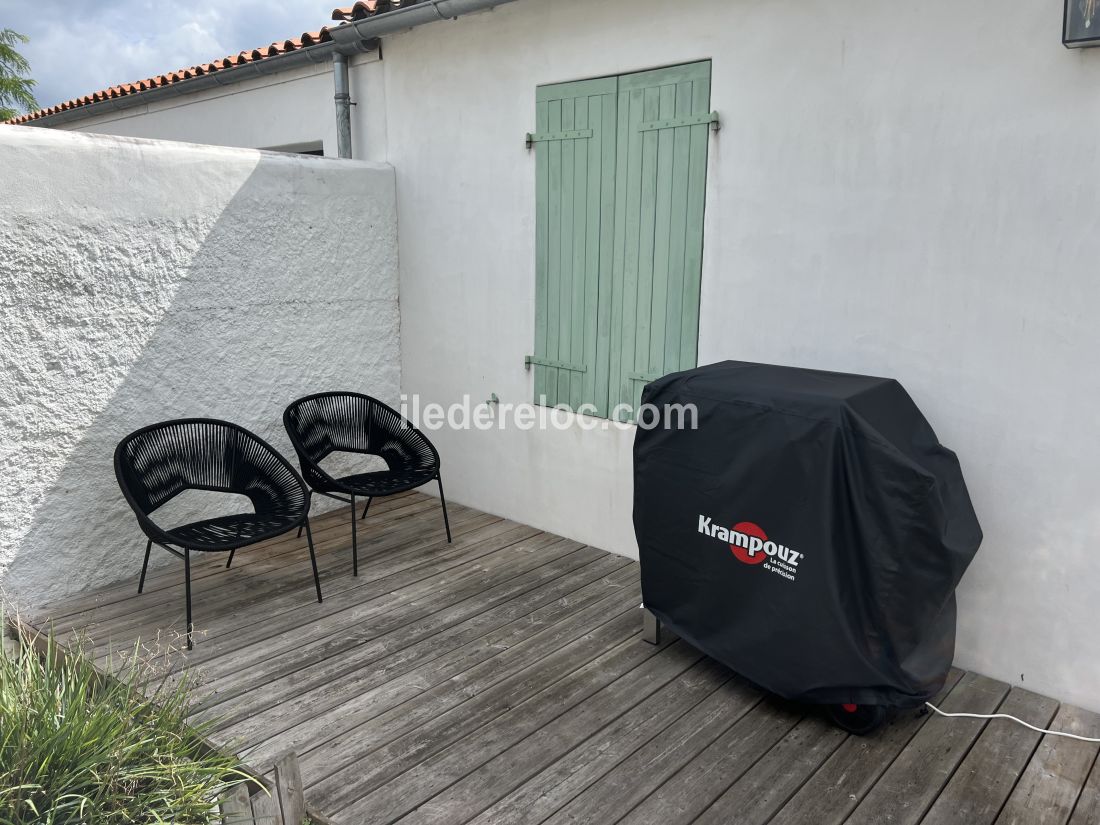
[
  {"xmin": 165, "ymin": 510, "xmax": 303, "ymax": 551},
  {"xmin": 114, "ymin": 418, "xmax": 323, "ymax": 648},
  {"xmin": 333, "ymin": 466, "xmax": 439, "ymax": 496},
  {"xmin": 284, "ymin": 391, "xmax": 452, "ymax": 576}
]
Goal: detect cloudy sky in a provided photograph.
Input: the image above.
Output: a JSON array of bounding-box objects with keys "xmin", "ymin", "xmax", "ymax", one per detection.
[{"xmin": 1, "ymin": 0, "xmax": 332, "ymax": 111}]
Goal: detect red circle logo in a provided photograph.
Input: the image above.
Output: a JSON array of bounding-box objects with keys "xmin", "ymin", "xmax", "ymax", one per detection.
[{"xmin": 730, "ymin": 521, "xmax": 769, "ymax": 565}]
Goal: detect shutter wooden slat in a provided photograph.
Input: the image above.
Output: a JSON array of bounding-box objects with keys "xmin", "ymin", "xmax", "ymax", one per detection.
[
  {"xmin": 578, "ymin": 94, "xmax": 600, "ymax": 412},
  {"xmin": 534, "ymin": 98, "xmax": 549, "ymax": 405},
  {"xmin": 545, "ymin": 98, "xmax": 563, "ymax": 406},
  {"xmin": 607, "ymin": 87, "xmax": 630, "ymax": 420},
  {"xmin": 611, "ymin": 86, "xmax": 645, "ymax": 420},
  {"xmin": 680, "ymin": 69, "xmax": 712, "ymax": 369},
  {"xmin": 632, "ymin": 85, "xmax": 660, "ymax": 416},
  {"xmin": 558, "ymin": 97, "xmax": 575, "ymax": 406},
  {"xmin": 569, "ymin": 98, "xmax": 589, "ymax": 410},
  {"xmin": 645, "ymin": 83, "xmax": 677, "ymax": 412},
  {"xmin": 592, "ymin": 91, "xmax": 617, "ymax": 418},
  {"xmin": 663, "ymin": 79, "xmax": 695, "ymax": 376}
]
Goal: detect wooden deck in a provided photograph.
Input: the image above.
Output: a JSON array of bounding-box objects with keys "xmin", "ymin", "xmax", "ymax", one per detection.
[{"xmin": 23, "ymin": 491, "xmax": 1100, "ymax": 825}]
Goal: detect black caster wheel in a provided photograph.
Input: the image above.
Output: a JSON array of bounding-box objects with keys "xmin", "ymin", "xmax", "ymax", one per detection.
[{"xmin": 826, "ymin": 703, "xmax": 888, "ymax": 735}]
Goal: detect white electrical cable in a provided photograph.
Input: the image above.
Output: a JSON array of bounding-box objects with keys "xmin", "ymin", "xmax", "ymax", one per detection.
[{"xmin": 925, "ymin": 702, "xmax": 1100, "ymax": 743}]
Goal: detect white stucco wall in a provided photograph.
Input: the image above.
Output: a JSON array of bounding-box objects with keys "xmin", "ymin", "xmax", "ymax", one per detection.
[
  {"xmin": 0, "ymin": 127, "xmax": 400, "ymax": 608},
  {"xmin": 58, "ymin": 53, "xmax": 388, "ymax": 162},
  {"xmin": 378, "ymin": 0, "xmax": 1100, "ymax": 712}
]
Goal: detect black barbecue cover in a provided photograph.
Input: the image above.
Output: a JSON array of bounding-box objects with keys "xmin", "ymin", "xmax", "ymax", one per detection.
[{"xmin": 634, "ymin": 361, "xmax": 982, "ymax": 708}]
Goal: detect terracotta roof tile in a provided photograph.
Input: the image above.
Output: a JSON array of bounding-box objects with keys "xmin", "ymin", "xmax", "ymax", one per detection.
[
  {"xmin": 6, "ymin": 19, "xmax": 361, "ymax": 125},
  {"xmin": 2, "ymin": 0, "xmax": 433, "ymax": 125},
  {"xmin": 330, "ymin": 1, "xmax": 428, "ymax": 22}
]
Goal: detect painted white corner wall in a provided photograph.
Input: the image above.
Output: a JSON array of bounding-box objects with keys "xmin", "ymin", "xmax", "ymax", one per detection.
[
  {"xmin": 0, "ymin": 127, "xmax": 400, "ymax": 608},
  {"xmin": 58, "ymin": 54, "xmax": 389, "ymax": 162},
  {"xmin": 382, "ymin": 0, "xmax": 1100, "ymax": 711}
]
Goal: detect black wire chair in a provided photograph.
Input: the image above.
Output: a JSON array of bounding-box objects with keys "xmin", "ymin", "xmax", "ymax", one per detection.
[
  {"xmin": 114, "ymin": 418, "xmax": 322, "ymax": 649},
  {"xmin": 283, "ymin": 391, "xmax": 451, "ymax": 576}
]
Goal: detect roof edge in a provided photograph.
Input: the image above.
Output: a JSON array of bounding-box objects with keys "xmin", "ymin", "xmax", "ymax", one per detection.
[{"xmin": 8, "ymin": 40, "xmax": 354, "ymax": 128}]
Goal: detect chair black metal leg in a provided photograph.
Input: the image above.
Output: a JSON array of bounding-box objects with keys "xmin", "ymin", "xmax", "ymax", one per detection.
[
  {"xmin": 184, "ymin": 547, "xmax": 194, "ymax": 651},
  {"xmin": 225, "ymin": 549, "xmax": 235, "ymax": 569},
  {"xmin": 138, "ymin": 539, "xmax": 152, "ymax": 594},
  {"xmin": 297, "ymin": 524, "xmax": 304, "ymax": 539},
  {"xmin": 304, "ymin": 519, "xmax": 323, "ymax": 603},
  {"xmin": 350, "ymin": 494, "xmax": 359, "ymax": 577},
  {"xmin": 437, "ymin": 475, "xmax": 452, "ymax": 543},
  {"xmin": 359, "ymin": 497, "xmax": 373, "ymax": 520}
]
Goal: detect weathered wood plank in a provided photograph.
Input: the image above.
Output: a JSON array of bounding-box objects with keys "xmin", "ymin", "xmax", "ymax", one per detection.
[
  {"xmin": 996, "ymin": 704, "xmax": 1100, "ymax": 825},
  {"xmin": 73, "ymin": 505, "xmax": 489, "ymax": 666},
  {"xmin": 616, "ymin": 698, "xmax": 802, "ymax": 825},
  {"xmin": 184, "ymin": 533, "xmax": 598, "ymax": 704},
  {"xmin": 84, "ymin": 504, "xmax": 493, "ymax": 654},
  {"xmin": 189, "ymin": 533, "xmax": 582, "ymax": 708},
  {"xmin": 249, "ymin": 788, "xmax": 282, "ymax": 825},
  {"xmin": 846, "ymin": 671, "xmax": 1010, "ymax": 825},
  {"xmin": 338, "ymin": 630, "xmax": 686, "ymax": 824},
  {"xmin": 1068, "ymin": 745, "xmax": 1100, "ymax": 825},
  {"xmin": 466, "ymin": 657, "xmax": 734, "ymax": 825},
  {"xmin": 34, "ymin": 491, "xmax": 429, "ymax": 622},
  {"xmin": 923, "ymin": 686, "xmax": 1060, "ymax": 825},
  {"xmin": 307, "ymin": 599, "xmax": 644, "ymax": 814},
  {"xmin": 542, "ymin": 676, "xmax": 762, "ymax": 825},
  {"xmin": 388, "ymin": 640, "xmax": 704, "ymax": 825},
  {"xmin": 273, "ymin": 751, "xmax": 305, "ymax": 825},
  {"xmin": 137, "ymin": 522, "xmax": 549, "ymax": 675},
  {"xmin": 692, "ymin": 712, "xmax": 847, "ymax": 825},
  {"xmin": 231, "ymin": 561, "xmax": 638, "ymax": 770},
  {"xmin": 200, "ymin": 551, "xmax": 630, "ymax": 735},
  {"xmin": 220, "ymin": 783, "xmax": 255, "ymax": 824},
  {"xmin": 87, "ymin": 517, "xmax": 531, "ymax": 695},
  {"xmin": 772, "ymin": 668, "xmax": 965, "ymax": 825}
]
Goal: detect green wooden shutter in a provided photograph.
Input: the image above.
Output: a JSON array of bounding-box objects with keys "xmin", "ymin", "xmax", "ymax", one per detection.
[
  {"xmin": 532, "ymin": 62, "xmax": 711, "ymax": 420},
  {"xmin": 608, "ymin": 61, "xmax": 712, "ymax": 419},
  {"xmin": 533, "ymin": 76, "xmax": 618, "ymax": 414}
]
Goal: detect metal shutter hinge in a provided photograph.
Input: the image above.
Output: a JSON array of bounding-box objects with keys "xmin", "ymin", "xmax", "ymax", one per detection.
[
  {"xmin": 637, "ymin": 111, "xmax": 720, "ymax": 133},
  {"xmin": 525, "ymin": 129, "xmax": 595, "ymax": 150},
  {"xmin": 525, "ymin": 355, "xmax": 588, "ymax": 373}
]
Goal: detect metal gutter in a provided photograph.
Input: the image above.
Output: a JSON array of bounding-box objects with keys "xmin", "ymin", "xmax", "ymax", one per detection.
[
  {"xmin": 26, "ymin": 0, "xmax": 518, "ymax": 130},
  {"xmin": 26, "ymin": 40, "xmax": 357, "ymax": 128},
  {"xmin": 327, "ymin": 0, "xmax": 522, "ymax": 46}
]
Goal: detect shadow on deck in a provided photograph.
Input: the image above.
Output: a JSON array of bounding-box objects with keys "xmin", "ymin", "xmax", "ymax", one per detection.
[{"xmin": 22, "ymin": 491, "xmax": 1100, "ymax": 825}]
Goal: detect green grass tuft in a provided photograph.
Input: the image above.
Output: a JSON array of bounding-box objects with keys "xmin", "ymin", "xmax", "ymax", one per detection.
[{"xmin": 0, "ymin": 608, "xmax": 250, "ymax": 824}]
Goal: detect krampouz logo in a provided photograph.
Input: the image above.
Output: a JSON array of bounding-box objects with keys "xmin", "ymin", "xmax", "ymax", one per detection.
[{"xmin": 697, "ymin": 515, "xmax": 803, "ymax": 582}]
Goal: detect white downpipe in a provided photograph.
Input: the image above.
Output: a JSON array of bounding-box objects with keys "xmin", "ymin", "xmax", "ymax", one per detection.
[{"xmin": 333, "ymin": 52, "xmax": 353, "ymax": 159}]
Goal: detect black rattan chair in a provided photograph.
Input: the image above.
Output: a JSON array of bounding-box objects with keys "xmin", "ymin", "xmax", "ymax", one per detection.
[
  {"xmin": 283, "ymin": 391, "xmax": 451, "ymax": 576},
  {"xmin": 114, "ymin": 418, "xmax": 322, "ymax": 649}
]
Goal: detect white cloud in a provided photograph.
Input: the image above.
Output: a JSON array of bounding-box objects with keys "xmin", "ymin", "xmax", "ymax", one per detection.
[{"xmin": 0, "ymin": 0, "xmax": 329, "ymax": 110}]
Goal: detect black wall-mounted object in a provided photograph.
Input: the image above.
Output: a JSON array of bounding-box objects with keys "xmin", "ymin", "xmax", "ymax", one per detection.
[{"xmin": 1065, "ymin": 0, "xmax": 1100, "ymax": 47}]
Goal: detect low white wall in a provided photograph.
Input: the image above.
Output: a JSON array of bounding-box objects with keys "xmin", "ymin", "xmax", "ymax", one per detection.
[
  {"xmin": 382, "ymin": 0, "xmax": 1100, "ymax": 711},
  {"xmin": 0, "ymin": 127, "xmax": 400, "ymax": 607}
]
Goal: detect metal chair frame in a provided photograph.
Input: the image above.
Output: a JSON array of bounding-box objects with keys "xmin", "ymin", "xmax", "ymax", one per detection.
[
  {"xmin": 115, "ymin": 418, "xmax": 323, "ymax": 649},
  {"xmin": 283, "ymin": 392, "xmax": 451, "ymax": 576}
]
